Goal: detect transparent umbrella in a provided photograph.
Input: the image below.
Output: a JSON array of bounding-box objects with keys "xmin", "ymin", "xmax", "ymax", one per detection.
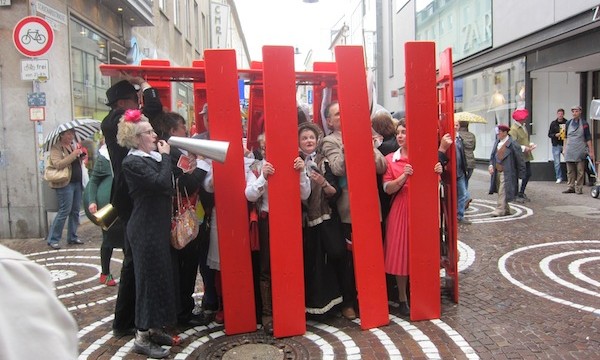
[{"xmin": 454, "ymin": 111, "xmax": 487, "ymax": 124}]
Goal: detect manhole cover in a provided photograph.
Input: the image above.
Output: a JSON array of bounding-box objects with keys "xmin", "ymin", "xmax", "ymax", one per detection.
[
  {"xmin": 199, "ymin": 332, "xmax": 309, "ymax": 360},
  {"xmin": 223, "ymin": 344, "xmax": 283, "ymax": 359}
]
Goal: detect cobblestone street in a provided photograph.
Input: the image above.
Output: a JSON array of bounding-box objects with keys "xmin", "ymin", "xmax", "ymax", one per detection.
[{"xmin": 2, "ymin": 168, "xmax": 600, "ymax": 359}]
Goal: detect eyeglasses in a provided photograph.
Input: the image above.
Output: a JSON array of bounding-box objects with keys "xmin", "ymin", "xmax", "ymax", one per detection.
[{"xmin": 138, "ymin": 129, "xmax": 155, "ymax": 135}]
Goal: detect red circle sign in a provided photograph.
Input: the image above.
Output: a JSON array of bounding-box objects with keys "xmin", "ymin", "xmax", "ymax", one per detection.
[{"xmin": 13, "ymin": 16, "xmax": 54, "ymax": 57}]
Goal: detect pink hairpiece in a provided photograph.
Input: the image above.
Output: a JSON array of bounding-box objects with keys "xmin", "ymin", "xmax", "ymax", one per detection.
[{"xmin": 124, "ymin": 109, "xmax": 142, "ymax": 123}]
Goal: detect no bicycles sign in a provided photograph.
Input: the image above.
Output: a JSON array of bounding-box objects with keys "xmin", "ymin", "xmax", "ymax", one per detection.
[{"xmin": 13, "ymin": 16, "xmax": 54, "ymax": 57}]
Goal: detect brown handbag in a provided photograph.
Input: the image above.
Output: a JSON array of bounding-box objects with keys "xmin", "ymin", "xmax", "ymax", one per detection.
[{"xmin": 170, "ymin": 180, "xmax": 200, "ymax": 250}]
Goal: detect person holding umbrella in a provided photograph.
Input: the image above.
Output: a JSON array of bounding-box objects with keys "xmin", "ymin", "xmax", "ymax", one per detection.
[{"xmin": 46, "ymin": 128, "xmax": 86, "ymax": 250}]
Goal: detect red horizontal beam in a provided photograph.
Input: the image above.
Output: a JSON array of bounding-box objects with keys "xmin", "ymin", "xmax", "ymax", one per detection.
[{"xmin": 99, "ymin": 64, "xmax": 337, "ymax": 85}]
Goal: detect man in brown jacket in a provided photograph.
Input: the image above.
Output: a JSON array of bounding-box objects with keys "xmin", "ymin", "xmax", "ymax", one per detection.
[{"xmin": 321, "ymin": 101, "xmax": 387, "ymax": 320}]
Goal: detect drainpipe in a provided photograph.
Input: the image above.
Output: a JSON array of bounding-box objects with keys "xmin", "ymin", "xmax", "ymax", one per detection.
[{"xmin": 0, "ymin": 64, "xmax": 13, "ymax": 238}]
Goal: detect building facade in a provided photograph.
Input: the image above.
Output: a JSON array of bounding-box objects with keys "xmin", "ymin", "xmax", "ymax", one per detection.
[
  {"xmin": 0, "ymin": 0, "xmax": 248, "ymax": 239},
  {"xmin": 379, "ymin": 0, "xmax": 600, "ymax": 180}
]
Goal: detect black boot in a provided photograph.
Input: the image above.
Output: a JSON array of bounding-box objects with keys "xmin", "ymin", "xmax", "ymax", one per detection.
[
  {"xmin": 132, "ymin": 330, "xmax": 170, "ymax": 358},
  {"xmin": 260, "ymin": 281, "xmax": 274, "ymax": 336}
]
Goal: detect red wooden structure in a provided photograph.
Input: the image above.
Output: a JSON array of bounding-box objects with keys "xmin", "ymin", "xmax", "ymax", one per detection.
[
  {"xmin": 335, "ymin": 46, "xmax": 389, "ymax": 328},
  {"xmin": 405, "ymin": 42, "xmax": 441, "ymax": 320},
  {"xmin": 204, "ymin": 50, "xmax": 256, "ymax": 334},
  {"xmin": 437, "ymin": 48, "xmax": 459, "ymax": 303},
  {"xmin": 99, "ymin": 42, "xmax": 455, "ymax": 336}
]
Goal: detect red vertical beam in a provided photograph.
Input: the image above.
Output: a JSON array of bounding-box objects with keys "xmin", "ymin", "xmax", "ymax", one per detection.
[
  {"xmin": 204, "ymin": 49, "xmax": 257, "ymax": 334},
  {"xmin": 246, "ymin": 61, "xmax": 264, "ymax": 151},
  {"xmin": 192, "ymin": 60, "xmax": 207, "ymax": 135},
  {"xmin": 312, "ymin": 62, "xmax": 337, "ymax": 128},
  {"xmin": 405, "ymin": 42, "xmax": 441, "ymax": 320},
  {"xmin": 262, "ymin": 46, "xmax": 306, "ymax": 337},
  {"xmin": 140, "ymin": 59, "xmax": 172, "ymax": 110},
  {"xmin": 437, "ymin": 48, "xmax": 459, "ymax": 303},
  {"xmin": 335, "ymin": 46, "xmax": 389, "ymax": 329}
]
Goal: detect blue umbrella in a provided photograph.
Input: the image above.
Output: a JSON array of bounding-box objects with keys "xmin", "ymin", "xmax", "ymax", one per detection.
[{"xmin": 43, "ymin": 119, "xmax": 101, "ymax": 152}]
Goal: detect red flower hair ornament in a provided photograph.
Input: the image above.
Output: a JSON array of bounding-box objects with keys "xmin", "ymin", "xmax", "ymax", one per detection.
[{"xmin": 124, "ymin": 109, "xmax": 142, "ymax": 123}]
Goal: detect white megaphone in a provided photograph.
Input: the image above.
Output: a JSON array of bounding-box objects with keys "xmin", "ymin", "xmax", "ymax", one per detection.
[{"xmin": 167, "ymin": 136, "xmax": 229, "ymax": 163}]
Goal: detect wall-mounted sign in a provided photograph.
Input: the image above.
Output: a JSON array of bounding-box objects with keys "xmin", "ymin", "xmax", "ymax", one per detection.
[
  {"xmin": 29, "ymin": 107, "xmax": 46, "ymax": 121},
  {"xmin": 28, "ymin": 92, "xmax": 47, "ymax": 106},
  {"xmin": 210, "ymin": 2, "xmax": 230, "ymax": 49},
  {"xmin": 13, "ymin": 16, "xmax": 54, "ymax": 57},
  {"xmin": 21, "ymin": 59, "xmax": 50, "ymax": 81}
]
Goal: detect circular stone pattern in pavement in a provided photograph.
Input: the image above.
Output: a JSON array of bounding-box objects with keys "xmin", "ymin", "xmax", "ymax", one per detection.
[
  {"xmin": 201, "ymin": 332, "xmax": 310, "ymax": 360},
  {"xmin": 50, "ymin": 269, "xmax": 77, "ymax": 281}
]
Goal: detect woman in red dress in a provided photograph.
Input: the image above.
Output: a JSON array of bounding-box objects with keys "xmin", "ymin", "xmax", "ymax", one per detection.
[{"xmin": 383, "ymin": 118, "xmax": 442, "ymax": 316}]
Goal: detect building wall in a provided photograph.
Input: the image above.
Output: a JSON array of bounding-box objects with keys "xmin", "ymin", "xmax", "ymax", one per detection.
[
  {"xmin": 380, "ymin": 0, "xmax": 600, "ymax": 175},
  {"xmin": 0, "ymin": 0, "xmax": 249, "ymax": 239}
]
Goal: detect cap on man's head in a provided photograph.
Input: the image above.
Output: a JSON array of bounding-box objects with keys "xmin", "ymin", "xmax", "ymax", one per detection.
[
  {"xmin": 512, "ymin": 109, "xmax": 529, "ymax": 122},
  {"xmin": 199, "ymin": 103, "xmax": 208, "ymax": 115},
  {"xmin": 105, "ymin": 80, "xmax": 137, "ymax": 106},
  {"xmin": 571, "ymin": 105, "xmax": 582, "ymax": 111},
  {"xmin": 497, "ymin": 124, "xmax": 510, "ymax": 132}
]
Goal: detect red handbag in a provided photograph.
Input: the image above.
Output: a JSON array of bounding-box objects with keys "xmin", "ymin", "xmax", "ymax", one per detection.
[{"xmin": 249, "ymin": 206, "xmax": 260, "ymax": 251}]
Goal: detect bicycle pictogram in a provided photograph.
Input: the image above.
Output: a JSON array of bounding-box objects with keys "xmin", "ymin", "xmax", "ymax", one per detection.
[{"xmin": 21, "ymin": 29, "xmax": 47, "ymax": 45}]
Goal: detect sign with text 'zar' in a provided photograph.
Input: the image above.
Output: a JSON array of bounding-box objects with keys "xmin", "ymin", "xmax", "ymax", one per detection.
[{"xmin": 21, "ymin": 59, "xmax": 50, "ymax": 81}]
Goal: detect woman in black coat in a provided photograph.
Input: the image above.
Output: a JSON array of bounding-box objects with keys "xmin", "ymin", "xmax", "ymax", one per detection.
[{"xmin": 117, "ymin": 109, "xmax": 176, "ymax": 359}]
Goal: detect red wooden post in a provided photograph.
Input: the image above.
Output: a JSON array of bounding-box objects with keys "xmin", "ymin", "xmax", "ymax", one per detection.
[
  {"xmin": 246, "ymin": 61, "xmax": 264, "ymax": 152},
  {"xmin": 334, "ymin": 46, "xmax": 389, "ymax": 329},
  {"xmin": 192, "ymin": 60, "xmax": 207, "ymax": 135},
  {"xmin": 204, "ymin": 49, "xmax": 257, "ymax": 335},
  {"xmin": 405, "ymin": 42, "xmax": 441, "ymax": 320},
  {"xmin": 262, "ymin": 46, "xmax": 306, "ymax": 337},
  {"xmin": 437, "ymin": 48, "xmax": 459, "ymax": 303},
  {"xmin": 140, "ymin": 59, "xmax": 172, "ymax": 110}
]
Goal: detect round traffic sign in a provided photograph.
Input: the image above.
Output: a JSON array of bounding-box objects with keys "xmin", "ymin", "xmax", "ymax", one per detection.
[{"xmin": 13, "ymin": 16, "xmax": 54, "ymax": 57}]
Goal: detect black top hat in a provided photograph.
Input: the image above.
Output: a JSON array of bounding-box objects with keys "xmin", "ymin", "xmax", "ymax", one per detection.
[{"xmin": 105, "ymin": 80, "xmax": 137, "ymax": 106}]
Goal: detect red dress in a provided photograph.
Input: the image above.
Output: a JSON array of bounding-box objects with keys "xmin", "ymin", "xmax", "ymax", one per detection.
[{"xmin": 383, "ymin": 152, "xmax": 409, "ymax": 276}]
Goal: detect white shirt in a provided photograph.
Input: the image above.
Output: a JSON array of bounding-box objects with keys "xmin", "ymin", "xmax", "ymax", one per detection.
[{"xmin": 245, "ymin": 159, "xmax": 311, "ymax": 213}]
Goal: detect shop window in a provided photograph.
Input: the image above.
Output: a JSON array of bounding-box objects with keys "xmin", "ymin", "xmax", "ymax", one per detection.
[{"xmin": 70, "ymin": 19, "xmax": 109, "ymax": 120}]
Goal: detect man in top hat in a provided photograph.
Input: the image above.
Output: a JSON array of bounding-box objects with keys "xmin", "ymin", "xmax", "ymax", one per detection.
[
  {"xmin": 488, "ymin": 124, "xmax": 526, "ymax": 217},
  {"xmin": 563, "ymin": 105, "xmax": 593, "ymax": 194},
  {"xmin": 509, "ymin": 109, "xmax": 536, "ymax": 202},
  {"xmin": 101, "ymin": 74, "xmax": 164, "ymax": 337}
]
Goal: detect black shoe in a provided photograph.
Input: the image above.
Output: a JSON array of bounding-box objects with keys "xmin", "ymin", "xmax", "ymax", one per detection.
[
  {"xmin": 133, "ymin": 330, "xmax": 169, "ymax": 358},
  {"xmin": 149, "ymin": 328, "xmax": 180, "ymax": 346},
  {"xmin": 113, "ymin": 327, "xmax": 136, "ymax": 337},
  {"xmin": 398, "ymin": 301, "xmax": 410, "ymax": 316},
  {"xmin": 182, "ymin": 312, "xmax": 214, "ymax": 327},
  {"xmin": 48, "ymin": 243, "xmax": 61, "ymax": 250},
  {"xmin": 562, "ymin": 188, "xmax": 576, "ymax": 194},
  {"xmin": 458, "ymin": 218, "xmax": 472, "ymax": 225},
  {"xmin": 68, "ymin": 239, "xmax": 84, "ymax": 245},
  {"xmin": 263, "ymin": 321, "xmax": 274, "ymax": 336}
]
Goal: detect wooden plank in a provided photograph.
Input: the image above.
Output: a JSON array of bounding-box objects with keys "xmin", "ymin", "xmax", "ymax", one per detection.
[
  {"xmin": 204, "ymin": 49, "xmax": 257, "ymax": 334},
  {"xmin": 335, "ymin": 46, "xmax": 389, "ymax": 329},
  {"xmin": 405, "ymin": 42, "xmax": 441, "ymax": 320},
  {"xmin": 262, "ymin": 46, "xmax": 306, "ymax": 337},
  {"xmin": 437, "ymin": 48, "xmax": 459, "ymax": 304}
]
